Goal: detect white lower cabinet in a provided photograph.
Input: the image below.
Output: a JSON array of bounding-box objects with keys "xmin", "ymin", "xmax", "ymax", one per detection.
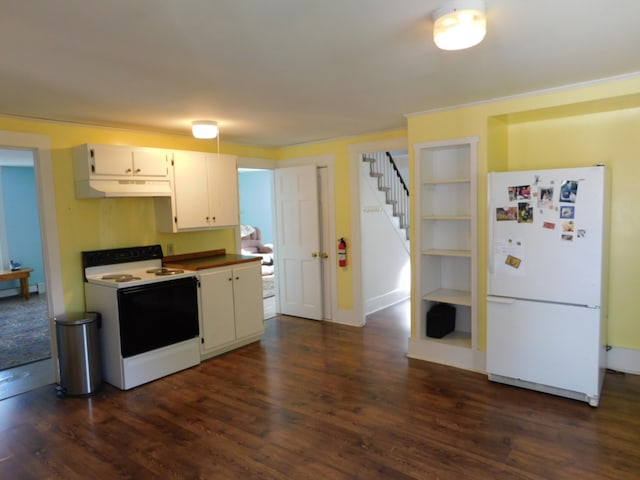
[{"xmin": 198, "ymin": 262, "xmax": 264, "ymax": 359}]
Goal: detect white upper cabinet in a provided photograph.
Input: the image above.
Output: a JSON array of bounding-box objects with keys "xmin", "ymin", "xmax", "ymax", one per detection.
[
  {"xmin": 206, "ymin": 152, "xmax": 240, "ymax": 227},
  {"xmin": 73, "ymin": 144, "xmax": 171, "ymax": 198},
  {"xmin": 76, "ymin": 144, "xmax": 169, "ymax": 178},
  {"xmin": 155, "ymin": 150, "xmax": 239, "ymax": 232},
  {"xmin": 172, "ymin": 150, "xmax": 210, "ymax": 230},
  {"xmin": 129, "ymin": 149, "xmax": 172, "ymax": 177}
]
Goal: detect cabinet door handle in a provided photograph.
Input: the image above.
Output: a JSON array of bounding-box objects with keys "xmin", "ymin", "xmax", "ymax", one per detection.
[
  {"xmin": 228, "ymin": 277, "xmax": 233, "ymax": 281},
  {"xmin": 321, "ymin": 252, "xmax": 329, "ymax": 259},
  {"xmin": 235, "ymin": 276, "xmax": 239, "ymax": 280},
  {"xmin": 311, "ymin": 252, "xmax": 318, "ymax": 257},
  {"xmin": 135, "ymin": 168, "xmax": 141, "ymax": 173},
  {"xmin": 125, "ymin": 168, "xmax": 132, "ymax": 173}
]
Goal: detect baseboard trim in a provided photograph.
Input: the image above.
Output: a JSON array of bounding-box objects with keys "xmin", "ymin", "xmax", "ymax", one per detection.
[
  {"xmin": 365, "ymin": 290, "xmax": 409, "ymax": 315},
  {"xmin": 0, "ymin": 285, "xmax": 39, "ymax": 299},
  {"xmin": 329, "ymin": 309, "xmax": 365, "ymax": 327},
  {"xmin": 606, "ymin": 346, "xmax": 640, "ymax": 375},
  {"xmin": 407, "ymin": 337, "xmax": 486, "ymax": 373}
]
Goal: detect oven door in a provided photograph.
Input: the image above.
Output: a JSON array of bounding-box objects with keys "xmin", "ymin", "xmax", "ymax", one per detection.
[{"xmin": 117, "ymin": 276, "xmax": 199, "ymax": 358}]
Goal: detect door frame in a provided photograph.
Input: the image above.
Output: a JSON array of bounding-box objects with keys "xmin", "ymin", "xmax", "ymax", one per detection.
[
  {"xmin": 348, "ymin": 138, "xmax": 408, "ymax": 327},
  {"xmin": 0, "ymin": 131, "xmax": 64, "ymax": 383},
  {"xmin": 237, "ymin": 155, "xmax": 337, "ymax": 322}
]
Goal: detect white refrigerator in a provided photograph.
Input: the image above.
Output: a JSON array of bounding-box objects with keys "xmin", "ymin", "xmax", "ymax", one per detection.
[{"xmin": 486, "ymin": 166, "xmax": 608, "ymax": 406}]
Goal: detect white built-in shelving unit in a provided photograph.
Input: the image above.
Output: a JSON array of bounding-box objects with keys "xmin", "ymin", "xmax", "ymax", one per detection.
[{"xmin": 408, "ymin": 137, "xmax": 483, "ymax": 371}]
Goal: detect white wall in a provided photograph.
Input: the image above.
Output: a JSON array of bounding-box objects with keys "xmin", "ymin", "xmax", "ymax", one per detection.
[
  {"xmin": 360, "ymin": 160, "xmax": 410, "ymax": 314},
  {"xmin": 389, "ymin": 150, "xmax": 409, "ymax": 185}
]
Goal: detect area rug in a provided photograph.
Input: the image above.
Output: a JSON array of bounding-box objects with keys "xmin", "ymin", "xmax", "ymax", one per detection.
[
  {"xmin": 262, "ymin": 275, "xmax": 275, "ymax": 299},
  {"xmin": 0, "ymin": 293, "xmax": 51, "ymax": 371}
]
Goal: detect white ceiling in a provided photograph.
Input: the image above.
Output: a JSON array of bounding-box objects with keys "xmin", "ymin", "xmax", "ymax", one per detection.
[{"xmin": 2, "ymin": 0, "xmax": 640, "ymax": 147}]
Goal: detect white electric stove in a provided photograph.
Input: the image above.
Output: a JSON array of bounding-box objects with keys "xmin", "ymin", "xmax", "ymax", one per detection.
[
  {"xmin": 85, "ymin": 259, "xmax": 197, "ymax": 288},
  {"xmin": 82, "ymin": 245, "xmax": 200, "ymax": 390}
]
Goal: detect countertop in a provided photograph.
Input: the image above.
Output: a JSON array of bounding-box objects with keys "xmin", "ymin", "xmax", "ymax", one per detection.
[{"xmin": 163, "ymin": 249, "xmax": 261, "ymax": 271}]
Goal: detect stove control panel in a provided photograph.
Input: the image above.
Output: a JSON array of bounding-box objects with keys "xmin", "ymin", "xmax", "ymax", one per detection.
[{"xmin": 82, "ymin": 245, "xmax": 164, "ymax": 279}]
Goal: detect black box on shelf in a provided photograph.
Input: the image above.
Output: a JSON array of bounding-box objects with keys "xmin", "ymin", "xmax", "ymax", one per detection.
[{"xmin": 426, "ymin": 303, "xmax": 456, "ymax": 338}]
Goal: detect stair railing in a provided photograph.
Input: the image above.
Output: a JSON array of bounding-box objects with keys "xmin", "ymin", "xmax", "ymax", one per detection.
[
  {"xmin": 386, "ymin": 152, "xmax": 409, "ymax": 229},
  {"xmin": 362, "ymin": 151, "xmax": 410, "ymax": 239}
]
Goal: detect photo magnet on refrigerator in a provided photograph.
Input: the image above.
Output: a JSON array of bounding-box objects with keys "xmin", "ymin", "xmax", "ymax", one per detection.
[{"xmin": 560, "ymin": 180, "xmax": 578, "ymax": 202}]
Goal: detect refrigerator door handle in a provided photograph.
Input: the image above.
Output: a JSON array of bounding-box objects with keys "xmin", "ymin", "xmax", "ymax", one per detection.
[{"xmin": 487, "ymin": 295, "xmax": 516, "ymax": 304}]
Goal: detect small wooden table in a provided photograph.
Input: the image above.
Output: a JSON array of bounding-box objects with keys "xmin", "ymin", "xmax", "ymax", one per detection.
[{"xmin": 0, "ymin": 268, "xmax": 33, "ymax": 299}]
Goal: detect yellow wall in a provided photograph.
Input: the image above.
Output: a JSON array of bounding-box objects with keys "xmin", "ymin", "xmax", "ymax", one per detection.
[
  {"xmin": 0, "ymin": 117, "xmax": 277, "ymax": 313},
  {"xmin": 408, "ymin": 75, "xmax": 640, "ymax": 350},
  {"xmin": 3, "ymin": 72, "xmax": 639, "ymax": 352},
  {"xmin": 0, "ymin": 116, "xmax": 405, "ymax": 318},
  {"xmin": 506, "ymin": 109, "xmax": 640, "ymax": 348}
]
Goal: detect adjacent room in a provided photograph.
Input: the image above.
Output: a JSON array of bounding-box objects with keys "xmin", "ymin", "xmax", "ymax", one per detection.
[
  {"xmin": 0, "ymin": 150, "xmax": 50, "ymax": 373},
  {"xmin": 238, "ymin": 168, "xmax": 277, "ymax": 319}
]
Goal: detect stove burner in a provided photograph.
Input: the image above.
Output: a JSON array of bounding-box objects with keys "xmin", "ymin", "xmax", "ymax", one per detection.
[
  {"xmin": 101, "ymin": 274, "xmax": 141, "ymax": 283},
  {"xmin": 145, "ymin": 267, "xmax": 184, "ymax": 276}
]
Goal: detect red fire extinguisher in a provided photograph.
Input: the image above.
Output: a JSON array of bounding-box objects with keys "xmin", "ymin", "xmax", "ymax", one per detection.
[{"xmin": 338, "ymin": 237, "xmax": 347, "ymax": 267}]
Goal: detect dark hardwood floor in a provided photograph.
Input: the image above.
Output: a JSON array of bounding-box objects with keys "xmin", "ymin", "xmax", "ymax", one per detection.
[{"xmin": 1, "ymin": 300, "xmax": 639, "ymax": 479}]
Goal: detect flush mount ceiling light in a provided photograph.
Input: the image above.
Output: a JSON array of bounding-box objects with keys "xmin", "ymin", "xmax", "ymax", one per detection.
[
  {"xmin": 191, "ymin": 120, "xmax": 219, "ymax": 139},
  {"xmin": 433, "ymin": 0, "xmax": 486, "ymax": 51}
]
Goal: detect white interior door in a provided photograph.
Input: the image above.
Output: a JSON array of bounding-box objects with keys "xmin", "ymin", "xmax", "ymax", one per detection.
[{"xmin": 275, "ymin": 165, "xmax": 323, "ymax": 320}]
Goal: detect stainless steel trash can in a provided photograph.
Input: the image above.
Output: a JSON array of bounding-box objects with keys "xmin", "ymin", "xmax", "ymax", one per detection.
[{"xmin": 54, "ymin": 312, "xmax": 102, "ymax": 396}]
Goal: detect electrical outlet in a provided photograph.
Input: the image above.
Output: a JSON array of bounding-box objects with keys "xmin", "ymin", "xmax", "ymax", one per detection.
[{"xmin": 167, "ymin": 243, "xmax": 174, "ymax": 255}]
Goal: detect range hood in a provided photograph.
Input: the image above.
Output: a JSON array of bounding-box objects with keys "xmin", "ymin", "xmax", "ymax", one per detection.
[
  {"xmin": 72, "ymin": 143, "xmax": 174, "ymax": 199},
  {"xmin": 75, "ymin": 178, "xmax": 172, "ymax": 198}
]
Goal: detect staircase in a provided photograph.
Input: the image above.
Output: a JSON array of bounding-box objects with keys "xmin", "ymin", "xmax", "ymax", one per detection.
[{"xmin": 362, "ymin": 151, "xmax": 410, "ymax": 240}]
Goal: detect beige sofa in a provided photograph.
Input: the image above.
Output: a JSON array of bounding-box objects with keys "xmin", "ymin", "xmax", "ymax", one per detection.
[{"xmin": 241, "ymin": 225, "xmax": 274, "ymax": 276}]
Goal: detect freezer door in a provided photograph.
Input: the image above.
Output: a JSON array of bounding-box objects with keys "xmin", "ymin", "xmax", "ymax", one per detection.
[
  {"xmin": 487, "ymin": 297, "xmax": 602, "ymax": 399},
  {"xmin": 488, "ymin": 166, "xmax": 605, "ymax": 306}
]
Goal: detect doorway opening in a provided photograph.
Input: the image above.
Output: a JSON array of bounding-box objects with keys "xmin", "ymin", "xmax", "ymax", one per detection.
[
  {"xmin": 237, "ymin": 157, "xmax": 336, "ymax": 323},
  {"xmin": 0, "ymin": 149, "xmax": 51, "ymax": 373},
  {"xmin": 359, "ymin": 149, "xmax": 410, "ymax": 320},
  {"xmin": 348, "ymin": 138, "xmax": 409, "ymax": 328},
  {"xmin": 238, "ymin": 168, "xmax": 277, "ymax": 319},
  {"xmin": 0, "ymin": 131, "xmax": 63, "ymax": 400}
]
